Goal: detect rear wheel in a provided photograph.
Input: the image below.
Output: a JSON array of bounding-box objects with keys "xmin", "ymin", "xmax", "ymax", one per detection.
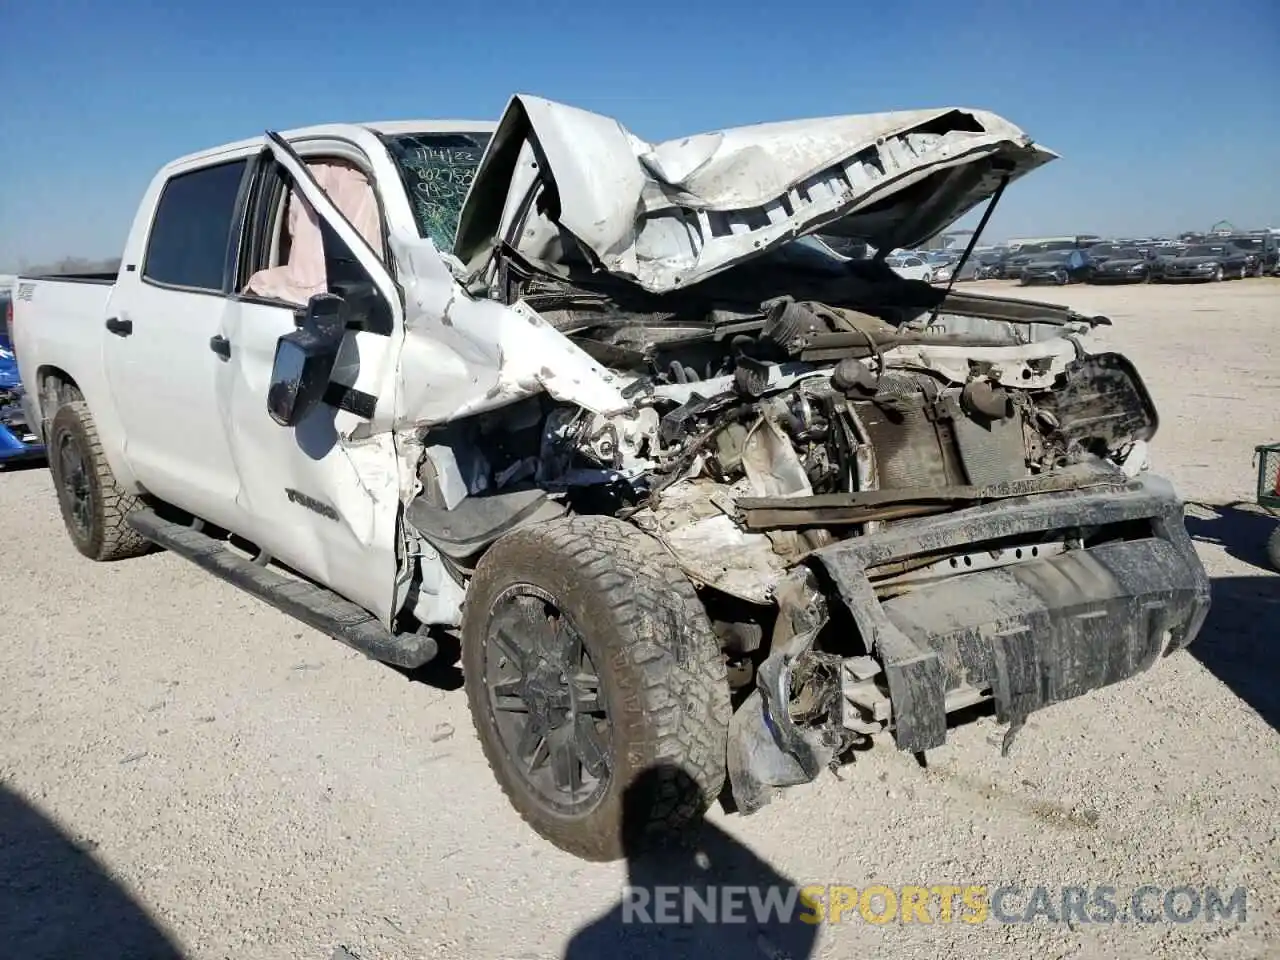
[
  {"xmin": 461, "ymin": 515, "xmax": 731, "ymax": 861},
  {"xmin": 47, "ymin": 401, "xmax": 153, "ymax": 561}
]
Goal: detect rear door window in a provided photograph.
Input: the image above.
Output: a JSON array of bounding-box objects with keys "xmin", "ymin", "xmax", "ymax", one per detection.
[{"xmin": 143, "ymin": 160, "xmax": 249, "ymax": 292}]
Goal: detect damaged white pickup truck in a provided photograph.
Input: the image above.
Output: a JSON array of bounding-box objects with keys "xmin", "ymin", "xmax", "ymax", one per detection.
[{"xmin": 12, "ymin": 96, "xmax": 1211, "ymax": 861}]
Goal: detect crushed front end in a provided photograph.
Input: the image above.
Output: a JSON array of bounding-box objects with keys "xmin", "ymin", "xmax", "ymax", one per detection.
[
  {"xmin": 396, "ymin": 282, "xmax": 1211, "ymax": 815},
  {"xmin": 727, "ymin": 474, "xmax": 1210, "ymax": 813},
  {"xmin": 396, "ymin": 95, "xmax": 1211, "ymax": 816}
]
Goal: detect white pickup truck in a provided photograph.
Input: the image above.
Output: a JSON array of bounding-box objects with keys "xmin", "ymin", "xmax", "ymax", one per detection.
[{"xmin": 11, "ymin": 96, "xmax": 1211, "ymax": 861}]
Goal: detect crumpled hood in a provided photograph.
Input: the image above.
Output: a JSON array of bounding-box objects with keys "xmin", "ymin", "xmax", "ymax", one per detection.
[{"xmin": 454, "ymin": 95, "xmax": 1058, "ymax": 294}]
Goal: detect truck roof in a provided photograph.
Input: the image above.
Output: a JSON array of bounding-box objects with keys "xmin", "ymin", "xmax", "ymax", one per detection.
[{"xmin": 164, "ymin": 119, "xmax": 498, "ymax": 171}]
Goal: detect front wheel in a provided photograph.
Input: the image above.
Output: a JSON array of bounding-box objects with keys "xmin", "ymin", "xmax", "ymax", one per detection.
[
  {"xmin": 47, "ymin": 400, "xmax": 153, "ymax": 561},
  {"xmin": 1212, "ymin": 265, "xmax": 1224, "ymax": 282},
  {"xmin": 461, "ymin": 515, "xmax": 731, "ymax": 861}
]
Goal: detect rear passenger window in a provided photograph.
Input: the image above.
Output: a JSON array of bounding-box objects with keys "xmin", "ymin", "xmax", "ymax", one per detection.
[{"xmin": 143, "ymin": 160, "xmax": 248, "ymax": 291}]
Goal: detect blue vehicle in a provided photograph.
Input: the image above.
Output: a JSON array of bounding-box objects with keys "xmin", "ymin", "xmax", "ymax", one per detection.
[{"xmin": 1, "ymin": 289, "xmax": 45, "ymax": 464}]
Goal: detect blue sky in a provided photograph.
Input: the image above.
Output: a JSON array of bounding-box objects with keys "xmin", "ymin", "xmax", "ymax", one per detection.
[{"xmin": 2, "ymin": 0, "xmax": 1277, "ymax": 267}]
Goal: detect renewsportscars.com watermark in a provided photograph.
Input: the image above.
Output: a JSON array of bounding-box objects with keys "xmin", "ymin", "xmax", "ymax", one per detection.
[{"xmin": 622, "ymin": 884, "xmax": 1250, "ymax": 926}]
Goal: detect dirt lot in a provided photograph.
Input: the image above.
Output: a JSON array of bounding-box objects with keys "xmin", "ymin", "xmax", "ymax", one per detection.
[{"xmin": 1, "ymin": 278, "xmax": 1277, "ymax": 960}]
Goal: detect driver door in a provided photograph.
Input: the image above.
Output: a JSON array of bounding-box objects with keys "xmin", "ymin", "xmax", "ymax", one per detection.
[{"xmin": 215, "ymin": 137, "xmax": 407, "ymax": 624}]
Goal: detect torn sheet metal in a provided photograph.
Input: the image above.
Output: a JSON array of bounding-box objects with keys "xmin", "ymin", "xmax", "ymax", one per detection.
[
  {"xmin": 882, "ymin": 336, "xmax": 1082, "ymax": 389},
  {"xmin": 632, "ymin": 479, "xmax": 788, "ymax": 604},
  {"xmin": 455, "ymin": 95, "xmax": 1059, "ymax": 293},
  {"xmin": 389, "ymin": 235, "xmax": 632, "ymax": 429}
]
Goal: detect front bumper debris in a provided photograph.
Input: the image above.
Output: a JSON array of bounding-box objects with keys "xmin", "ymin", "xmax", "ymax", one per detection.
[{"xmin": 726, "ymin": 473, "xmax": 1211, "ymax": 814}]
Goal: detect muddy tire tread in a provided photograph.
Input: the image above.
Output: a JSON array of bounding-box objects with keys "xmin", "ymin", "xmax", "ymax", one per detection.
[
  {"xmin": 49, "ymin": 398, "xmax": 153, "ymax": 561},
  {"xmin": 461, "ymin": 514, "xmax": 731, "ymax": 861}
]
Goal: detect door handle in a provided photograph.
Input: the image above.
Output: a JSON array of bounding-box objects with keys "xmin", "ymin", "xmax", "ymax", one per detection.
[
  {"xmin": 209, "ymin": 335, "xmax": 231, "ymax": 360},
  {"xmin": 105, "ymin": 317, "xmax": 132, "ymax": 337}
]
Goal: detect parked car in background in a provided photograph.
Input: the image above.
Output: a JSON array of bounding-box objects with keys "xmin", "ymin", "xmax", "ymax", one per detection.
[
  {"xmin": 1222, "ymin": 234, "xmax": 1278, "ymax": 276},
  {"xmin": 1087, "ymin": 246, "xmax": 1156, "ymax": 284},
  {"xmin": 931, "ymin": 256, "xmax": 983, "ymax": 282},
  {"xmin": 1, "ymin": 290, "xmax": 46, "ymax": 464},
  {"xmin": 1018, "ymin": 248, "xmax": 1095, "ymax": 285},
  {"xmin": 1081, "ymin": 243, "xmax": 1127, "ymax": 266},
  {"xmin": 884, "ymin": 253, "xmax": 934, "ymax": 281},
  {"xmin": 1147, "ymin": 244, "xmax": 1187, "ymax": 280},
  {"xmin": 1001, "ymin": 240, "xmax": 1083, "ymax": 279},
  {"xmin": 976, "ymin": 247, "xmax": 1019, "ymax": 279},
  {"xmin": 1007, "ymin": 235, "xmax": 1100, "ymax": 253},
  {"xmin": 1157, "ymin": 243, "xmax": 1253, "ymax": 282}
]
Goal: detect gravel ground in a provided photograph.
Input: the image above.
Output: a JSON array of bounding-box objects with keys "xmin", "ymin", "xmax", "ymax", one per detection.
[{"xmin": 1, "ymin": 278, "xmax": 1277, "ymax": 960}]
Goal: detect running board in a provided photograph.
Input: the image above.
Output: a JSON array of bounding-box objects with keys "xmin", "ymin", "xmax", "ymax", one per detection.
[{"xmin": 126, "ymin": 510, "xmax": 438, "ymax": 669}]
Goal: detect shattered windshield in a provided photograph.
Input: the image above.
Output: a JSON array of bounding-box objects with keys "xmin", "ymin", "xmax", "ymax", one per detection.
[{"xmin": 383, "ymin": 131, "xmax": 493, "ymax": 251}]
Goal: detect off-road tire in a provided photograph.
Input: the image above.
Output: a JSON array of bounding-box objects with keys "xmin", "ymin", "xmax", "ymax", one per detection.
[
  {"xmin": 1267, "ymin": 524, "xmax": 1280, "ymax": 573},
  {"xmin": 47, "ymin": 400, "xmax": 152, "ymax": 561},
  {"xmin": 461, "ymin": 515, "xmax": 731, "ymax": 861}
]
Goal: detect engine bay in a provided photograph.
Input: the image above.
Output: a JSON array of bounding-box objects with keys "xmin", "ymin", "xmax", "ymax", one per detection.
[{"xmin": 403, "ymin": 255, "xmax": 1160, "ymax": 632}]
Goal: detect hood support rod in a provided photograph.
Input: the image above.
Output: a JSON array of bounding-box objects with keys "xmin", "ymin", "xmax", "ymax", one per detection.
[{"xmin": 930, "ymin": 164, "xmax": 1012, "ymax": 325}]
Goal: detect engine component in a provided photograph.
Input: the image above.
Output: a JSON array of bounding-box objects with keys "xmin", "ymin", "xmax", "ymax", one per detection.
[
  {"xmin": 961, "ymin": 379, "xmax": 1014, "ymax": 420},
  {"xmin": 760, "ymin": 296, "xmax": 828, "ymax": 354},
  {"xmin": 831, "ymin": 357, "xmax": 877, "ymax": 396},
  {"xmin": 733, "ymin": 355, "xmax": 772, "ymax": 398}
]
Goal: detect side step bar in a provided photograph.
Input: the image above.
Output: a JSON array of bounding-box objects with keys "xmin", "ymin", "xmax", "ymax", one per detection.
[{"xmin": 126, "ymin": 510, "xmax": 438, "ymax": 669}]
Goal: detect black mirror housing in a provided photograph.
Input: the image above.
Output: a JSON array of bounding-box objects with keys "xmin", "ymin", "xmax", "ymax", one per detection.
[{"xmin": 267, "ymin": 293, "xmax": 347, "ymax": 427}]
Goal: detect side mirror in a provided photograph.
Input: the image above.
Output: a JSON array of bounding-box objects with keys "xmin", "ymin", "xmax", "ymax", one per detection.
[{"xmin": 267, "ymin": 293, "xmax": 347, "ymax": 427}]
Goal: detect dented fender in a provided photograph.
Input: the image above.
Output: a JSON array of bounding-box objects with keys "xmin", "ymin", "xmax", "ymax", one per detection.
[{"xmin": 388, "ymin": 235, "xmax": 632, "ymax": 429}]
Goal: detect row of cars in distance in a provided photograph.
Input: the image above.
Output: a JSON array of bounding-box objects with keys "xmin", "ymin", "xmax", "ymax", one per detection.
[{"xmin": 875, "ymin": 230, "xmax": 1279, "ymax": 286}]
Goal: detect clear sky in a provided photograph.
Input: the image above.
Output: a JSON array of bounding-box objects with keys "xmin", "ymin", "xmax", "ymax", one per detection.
[{"xmin": 2, "ymin": 0, "xmax": 1277, "ymax": 268}]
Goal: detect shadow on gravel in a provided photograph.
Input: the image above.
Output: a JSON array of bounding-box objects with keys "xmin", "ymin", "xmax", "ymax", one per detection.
[
  {"xmin": 565, "ymin": 765, "xmax": 818, "ymax": 960},
  {"xmin": 1184, "ymin": 500, "xmax": 1279, "ymax": 572},
  {"xmin": 390, "ymin": 630, "xmax": 465, "ymax": 692},
  {"xmin": 1191, "ymin": 575, "xmax": 1280, "ymax": 732},
  {"xmin": 0, "ymin": 456, "xmax": 47, "ymax": 473},
  {"xmin": 0, "ymin": 785, "xmax": 184, "ymax": 959}
]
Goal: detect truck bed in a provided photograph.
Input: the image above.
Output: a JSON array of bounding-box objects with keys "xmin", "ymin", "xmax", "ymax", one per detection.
[
  {"xmin": 21, "ymin": 272, "xmax": 117, "ymax": 284},
  {"xmin": 10, "ymin": 273, "xmax": 118, "ymax": 442}
]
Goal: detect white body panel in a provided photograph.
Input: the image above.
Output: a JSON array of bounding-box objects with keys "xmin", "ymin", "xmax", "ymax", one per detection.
[{"xmin": 11, "ymin": 99, "xmax": 1066, "ymax": 634}]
